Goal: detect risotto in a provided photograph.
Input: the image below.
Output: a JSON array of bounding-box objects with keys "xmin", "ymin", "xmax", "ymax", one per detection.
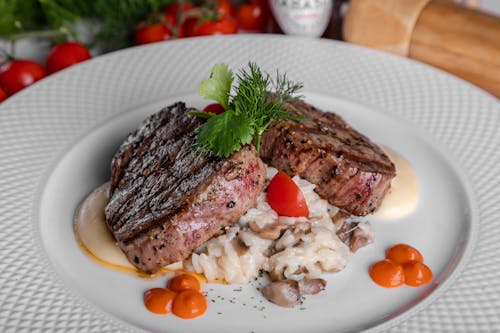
[{"xmin": 184, "ymin": 166, "xmax": 351, "ymax": 284}]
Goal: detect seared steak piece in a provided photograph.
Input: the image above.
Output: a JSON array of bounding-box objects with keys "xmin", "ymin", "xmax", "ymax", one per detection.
[
  {"xmin": 260, "ymin": 100, "xmax": 395, "ymax": 215},
  {"xmin": 105, "ymin": 102, "xmax": 266, "ymax": 273}
]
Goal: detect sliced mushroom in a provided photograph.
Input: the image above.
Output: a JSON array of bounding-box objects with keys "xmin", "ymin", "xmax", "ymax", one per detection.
[
  {"xmin": 261, "ymin": 280, "xmax": 300, "ymax": 307},
  {"xmin": 332, "ymin": 210, "xmax": 350, "ymax": 229},
  {"xmin": 274, "ymin": 227, "xmax": 306, "ymax": 252},
  {"xmin": 231, "ymin": 236, "xmax": 249, "ymax": 256},
  {"xmin": 248, "ymin": 220, "xmax": 288, "ymax": 240},
  {"xmin": 350, "ymin": 222, "xmax": 374, "ymax": 252},
  {"xmin": 262, "ymin": 278, "xmax": 327, "ymax": 307},
  {"xmin": 268, "ymin": 269, "xmax": 284, "ymax": 282},
  {"xmin": 298, "ymin": 278, "xmax": 327, "ymax": 295}
]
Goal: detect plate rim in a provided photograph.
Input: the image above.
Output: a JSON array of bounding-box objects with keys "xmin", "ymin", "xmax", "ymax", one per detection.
[{"xmin": 0, "ymin": 34, "xmax": 498, "ymax": 332}]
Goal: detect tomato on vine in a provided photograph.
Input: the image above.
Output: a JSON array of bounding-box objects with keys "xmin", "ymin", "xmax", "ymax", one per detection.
[
  {"xmin": 134, "ymin": 21, "xmax": 170, "ymax": 45},
  {"xmin": 165, "ymin": 2, "xmax": 196, "ymax": 33},
  {"xmin": 0, "ymin": 60, "xmax": 47, "ymax": 95},
  {"xmin": 188, "ymin": 15, "xmax": 238, "ymax": 36},
  {"xmin": 216, "ymin": 0, "xmax": 235, "ymax": 17},
  {"xmin": 165, "ymin": 2, "xmax": 196, "ymax": 18},
  {"xmin": 236, "ymin": 0, "xmax": 268, "ymax": 31},
  {"xmin": 46, "ymin": 42, "xmax": 91, "ymax": 74}
]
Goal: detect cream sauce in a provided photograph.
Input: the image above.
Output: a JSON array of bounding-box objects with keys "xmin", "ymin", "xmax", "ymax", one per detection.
[
  {"xmin": 73, "ymin": 182, "xmax": 182, "ymax": 276},
  {"xmin": 373, "ymin": 147, "xmax": 419, "ymax": 219}
]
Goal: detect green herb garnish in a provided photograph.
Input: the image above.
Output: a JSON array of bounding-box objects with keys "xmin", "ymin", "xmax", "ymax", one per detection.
[
  {"xmin": 191, "ymin": 62, "xmax": 303, "ymax": 158},
  {"xmin": 0, "ymin": 0, "xmax": 173, "ymax": 51}
]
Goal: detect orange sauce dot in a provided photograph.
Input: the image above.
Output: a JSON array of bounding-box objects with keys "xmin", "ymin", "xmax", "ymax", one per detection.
[
  {"xmin": 144, "ymin": 288, "xmax": 177, "ymax": 315},
  {"xmin": 369, "ymin": 259, "xmax": 405, "ymax": 288},
  {"xmin": 403, "ymin": 261, "xmax": 433, "ymax": 287},
  {"xmin": 386, "ymin": 243, "xmax": 424, "ymax": 265},
  {"xmin": 172, "ymin": 289, "xmax": 207, "ymax": 319},
  {"xmin": 168, "ymin": 274, "xmax": 201, "ymax": 292}
]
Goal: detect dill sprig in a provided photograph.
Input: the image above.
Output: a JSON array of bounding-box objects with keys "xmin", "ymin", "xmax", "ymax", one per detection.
[{"xmin": 191, "ymin": 62, "xmax": 303, "ymax": 158}]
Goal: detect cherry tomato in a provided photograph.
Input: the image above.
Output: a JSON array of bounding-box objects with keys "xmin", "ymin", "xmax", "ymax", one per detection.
[
  {"xmin": 386, "ymin": 243, "xmax": 424, "ymax": 265},
  {"xmin": 203, "ymin": 103, "xmax": 225, "ymax": 114},
  {"xmin": 172, "ymin": 289, "xmax": 207, "ymax": 319},
  {"xmin": 236, "ymin": 0, "xmax": 267, "ymax": 31},
  {"xmin": 164, "ymin": 13, "xmax": 186, "ymax": 38},
  {"xmin": 144, "ymin": 288, "xmax": 177, "ymax": 315},
  {"xmin": 168, "ymin": 274, "xmax": 201, "ymax": 292},
  {"xmin": 217, "ymin": 0, "xmax": 235, "ymax": 17},
  {"xmin": 165, "ymin": 2, "xmax": 196, "ymax": 18},
  {"xmin": 0, "ymin": 60, "xmax": 46, "ymax": 95},
  {"xmin": 267, "ymin": 171, "xmax": 309, "ymax": 217},
  {"xmin": 166, "ymin": 2, "xmax": 196, "ymax": 35},
  {"xmin": 134, "ymin": 21, "xmax": 171, "ymax": 45},
  {"xmin": 369, "ymin": 259, "xmax": 405, "ymax": 288},
  {"xmin": 0, "ymin": 86, "xmax": 7, "ymax": 102},
  {"xmin": 45, "ymin": 42, "xmax": 91, "ymax": 74},
  {"xmin": 188, "ymin": 16, "xmax": 238, "ymax": 36},
  {"xmin": 403, "ymin": 261, "xmax": 433, "ymax": 287}
]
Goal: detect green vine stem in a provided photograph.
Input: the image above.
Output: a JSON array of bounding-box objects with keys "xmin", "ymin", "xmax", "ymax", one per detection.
[{"xmin": 0, "ymin": 28, "xmax": 69, "ymax": 42}]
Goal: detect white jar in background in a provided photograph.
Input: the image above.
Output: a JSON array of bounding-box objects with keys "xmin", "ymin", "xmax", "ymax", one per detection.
[{"xmin": 270, "ymin": 0, "xmax": 333, "ymax": 37}]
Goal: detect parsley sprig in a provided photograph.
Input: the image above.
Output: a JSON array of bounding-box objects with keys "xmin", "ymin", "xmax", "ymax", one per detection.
[{"xmin": 190, "ymin": 63, "xmax": 303, "ymax": 158}]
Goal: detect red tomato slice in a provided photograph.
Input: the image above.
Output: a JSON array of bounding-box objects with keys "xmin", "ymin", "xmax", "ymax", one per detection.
[
  {"xmin": 267, "ymin": 171, "xmax": 309, "ymax": 217},
  {"xmin": 203, "ymin": 103, "xmax": 225, "ymax": 114},
  {"xmin": 0, "ymin": 86, "xmax": 7, "ymax": 102},
  {"xmin": 46, "ymin": 42, "xmax": 91, "ymax": 74},
  {"xmin": 0, "ymin": 60, "xmax": 47, "ymax": 95}
]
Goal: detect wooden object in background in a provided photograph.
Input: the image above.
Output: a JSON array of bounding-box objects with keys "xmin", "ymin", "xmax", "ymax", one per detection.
[{"xmin": 343, "ymin": 0, "xmax": 500, "ymax": 97}]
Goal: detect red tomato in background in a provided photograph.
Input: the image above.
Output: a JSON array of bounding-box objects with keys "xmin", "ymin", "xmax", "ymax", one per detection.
[
  {"xmin": 217, "ymin": 0, "xmax": 235, "ymax": 16},
  {"xmin": 267, "ymin": 171, "xmax": 309, "ymax": 217},
  {"xmin": 165, "ymin": 3, "xmax": 195, "ymax": 38},
  {"xmin": 188, "ymin": 16, "xmax": 238, "ymax": 36},
  {"xmin": 203, "ymin": 103, "xmax": 225, "ymax": 114},
  {"xmin": 236, "ymin": 0, "xmax": 267, "ymax": 31},
  {"xmin": 164, "ymin": 13, "xmax": 186, "ymax": 38},
  {"xmin": 0, "ymin": 86, "xmax": 7, "ymax": 102},
  {"xmin": 165, "ymin": 2, "xmax": 196, "ymax": 18},
  {"xmin": 0, "ymin": 60, "xmax": 46, "ymax": 95},
  {"xmin": 134, "ymin": 21, "xmax": 171, "ymax": 45},
  {"xmin": 45, "ymin": 42, "xmax": 91, "ymax": 74}
]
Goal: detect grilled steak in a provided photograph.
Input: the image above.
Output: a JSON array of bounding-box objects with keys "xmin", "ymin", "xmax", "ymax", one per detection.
[
  {"xmin": 105, "ymin": 102, "xmax": 266, "ymax": 273},
  {"xmin": 260, "ymin": 100, "xmax": 395, "ymax": 215}
]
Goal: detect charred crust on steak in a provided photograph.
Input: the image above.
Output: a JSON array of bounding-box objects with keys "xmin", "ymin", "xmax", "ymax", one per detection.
[
  {"xmin": 105, "ymin": 102, "xmax": 266, "ymax": 273},
  {"xmin": 260, "ymin": 100, "xmax": 396, "ymax": 216}
]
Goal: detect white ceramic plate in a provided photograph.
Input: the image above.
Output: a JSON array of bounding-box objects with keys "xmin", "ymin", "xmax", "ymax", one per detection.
[{"xmin": 1, "ymin": 35, "xmax": 499, "ymax": 333}]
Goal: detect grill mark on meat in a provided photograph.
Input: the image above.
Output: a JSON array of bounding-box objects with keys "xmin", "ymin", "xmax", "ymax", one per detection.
[
  {"xmin": 105, "ymin": 102, "xmax": 266, "ymax": 273},
  {"xmin": 260, "ymin": 100, "xmax": 395, "ymax": 215}
]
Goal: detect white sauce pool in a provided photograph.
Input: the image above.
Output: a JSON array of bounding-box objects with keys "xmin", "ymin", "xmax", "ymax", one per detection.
[
  {"xmin": 74, "ymin": 182, "xmax": 182, "ymax": 276},
  {"xmin": 372, "ymin": 147, "xmax": 419, "ymax": 219}
]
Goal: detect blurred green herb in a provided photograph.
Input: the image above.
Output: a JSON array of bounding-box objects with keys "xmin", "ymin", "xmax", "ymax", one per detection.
[{"xmin": 0, "ymin": 0, "xmax": 174, "ymax": 52}]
